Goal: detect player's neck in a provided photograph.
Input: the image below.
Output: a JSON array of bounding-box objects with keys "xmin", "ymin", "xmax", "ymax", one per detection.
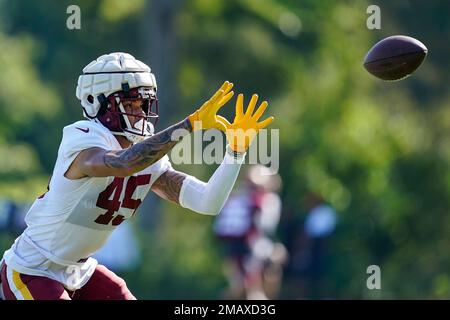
[{"xmin": 114, "ymin": 135, "xmax": 132, "ymax": 149}]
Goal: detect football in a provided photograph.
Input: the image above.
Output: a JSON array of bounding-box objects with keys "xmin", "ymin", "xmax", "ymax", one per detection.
[{"xmin": 363, "ymin": 35, "xmax": 428, "ymax": 81}]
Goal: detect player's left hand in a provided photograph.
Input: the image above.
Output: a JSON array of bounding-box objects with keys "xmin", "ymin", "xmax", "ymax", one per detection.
[{"xmin": 217, "ymin": 93, "xmax": 274, "ymax": 153}]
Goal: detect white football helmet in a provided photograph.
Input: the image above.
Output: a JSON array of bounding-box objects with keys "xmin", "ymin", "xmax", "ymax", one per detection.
[{"xmin": 75, "ymin": 52, "xmax": 158, "ymax": 143}]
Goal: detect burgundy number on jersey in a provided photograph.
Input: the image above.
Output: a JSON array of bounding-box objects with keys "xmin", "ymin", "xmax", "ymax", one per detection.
[
  {"xmin": 94, "ymin": 174, "xmax": 151, "ymax": 226},
  {"xmin": 95, "ymin": 177, "xmax": 124, "ymax": 225}
]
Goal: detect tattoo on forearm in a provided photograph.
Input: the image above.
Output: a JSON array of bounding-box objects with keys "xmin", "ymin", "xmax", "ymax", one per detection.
[
  {"xmin": 153, "ymin": 170, "xmax": 188, "ymax": 204},
  {"xmin": 104, "ymin": 118, "xmax": 192, "ymax": 171}
]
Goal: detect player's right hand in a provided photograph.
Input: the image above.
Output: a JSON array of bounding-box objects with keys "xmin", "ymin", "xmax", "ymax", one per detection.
[{"xmin": 188, "ymin": 81, "xmax": 234, "ymax": 131}]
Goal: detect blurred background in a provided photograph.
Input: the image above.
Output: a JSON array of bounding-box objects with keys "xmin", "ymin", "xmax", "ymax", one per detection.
[{"xmin": 1, "ymin": 0, "xmax": 450, "ymax": 299}]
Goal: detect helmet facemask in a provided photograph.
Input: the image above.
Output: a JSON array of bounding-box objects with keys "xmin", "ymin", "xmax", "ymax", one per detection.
[{"xmin": 97, "ymin": 86, "xmax": 159, "ymax": 144}]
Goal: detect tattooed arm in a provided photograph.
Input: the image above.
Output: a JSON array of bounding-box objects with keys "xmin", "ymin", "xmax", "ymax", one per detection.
[
  {"xmin": 151, "ymin": 169, "xmax": 188, "ymax": 204},
  {"xmin": 65, "ymin": 118, "xmax": 192, "ymax": 179},
  {"xmin": 103, "ymin": 119, "xmax": 192, "ymax": 176}
]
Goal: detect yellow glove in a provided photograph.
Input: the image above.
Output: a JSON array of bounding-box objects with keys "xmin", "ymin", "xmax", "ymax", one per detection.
[
  {"xmin": 188, "ymin": 81, "xmax": 234, "ymax": 131},
  {"xmin": 217, "ymin": 93, "xmax": 274, "ymax": 153}
]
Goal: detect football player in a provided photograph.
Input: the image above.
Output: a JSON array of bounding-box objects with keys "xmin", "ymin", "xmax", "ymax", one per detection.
[{"xmin": 0, "ymin": 52, "xmax": 273, "ymax": 300}]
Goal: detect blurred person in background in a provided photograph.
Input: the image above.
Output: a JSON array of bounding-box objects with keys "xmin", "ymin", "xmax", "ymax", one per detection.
[
  {"xmin": 214, "ymin": 165, "xmax": 287, "ymax": 300},
  {"xmin": 285, "ymin": 193, "xmax": 337, "ymax": 299},
  {"xmin": 0, "ymin": 199, "xmax": 28, "ymax": 236},
  {"xmin": 0, "ymin": 52, "xmax": 274, "ymax": 300}
]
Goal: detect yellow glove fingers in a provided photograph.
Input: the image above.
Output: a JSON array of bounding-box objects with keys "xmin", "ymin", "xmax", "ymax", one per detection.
[
  {"xmin": 216, "ymin": 115, "xmax": 232, "ymax": 130},
  {"xmin": 213, "ymin": 118, "xmax": 227, "ymax": 132},
  {"xmin": 223, "ymin": 82, "xmax": 234, "ymax": 95},
  {"xmin": 252, "ymin": 101, "xmax": 268, "ymax": 121},
  {"xmin": 209, "ymin": 89, "xmax": 225, "ymax": 105},
  {"xmin": 236, "ymin": 93, "xmax": 244, "ymax": 119},
  {"xmin": 220, "ymin": 80, "xmax": 231, "ymax": 91},
  {"xmin": 215, "ymin": 91, "xmax": 235, "ymax": 112},
  {"xmin": 189, "ymin": 81, "xmax": 236, "ymax": 131},
  {"xmin": 210, "ymin": 81, "xmax": 233, "ymax": 105},
  {"xmin": 245, "ymin": 94, "xmax": 259, "ymax": 116},
  {"xmin": 257, "ymin": 116, "xmax": 274, "ymax": 130}
]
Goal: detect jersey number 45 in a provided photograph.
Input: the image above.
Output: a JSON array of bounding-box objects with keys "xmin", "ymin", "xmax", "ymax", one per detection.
[{"xmin": 95, "ymin": 174, "xmax": 151, "ymax": 226}]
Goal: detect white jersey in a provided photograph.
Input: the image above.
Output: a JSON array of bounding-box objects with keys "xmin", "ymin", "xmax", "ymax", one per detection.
[{"xmin": 2, "ymin": 120, "xmax": 172, "ymax": 290}]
